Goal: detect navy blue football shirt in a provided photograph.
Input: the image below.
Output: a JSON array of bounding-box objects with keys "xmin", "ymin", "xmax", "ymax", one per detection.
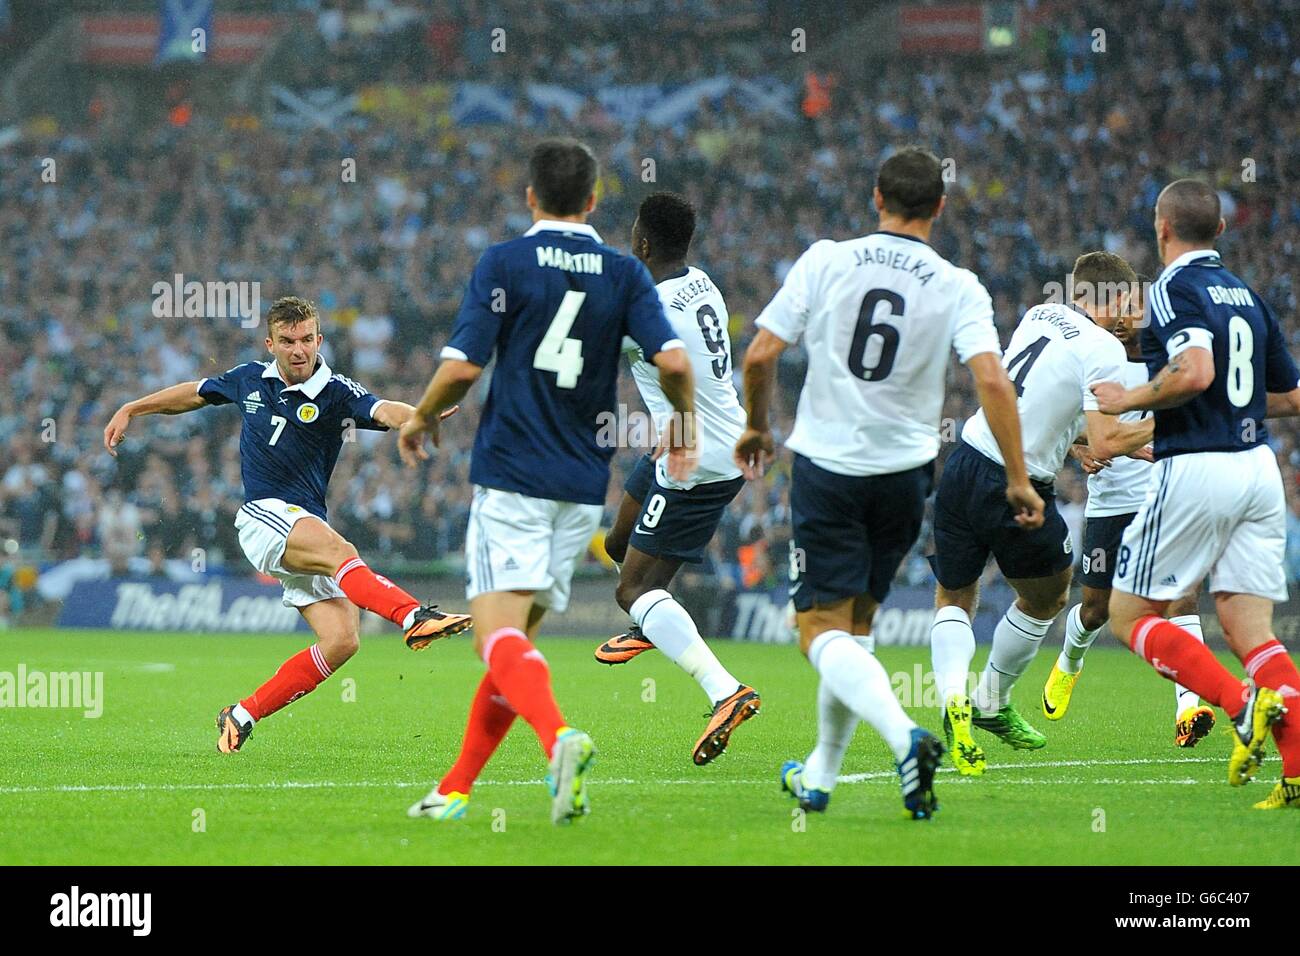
[
  {"xmin": 198, "ymin": 359, "xmax": 388, "ymax": 519},
  {"xmin": 443, "ymin": 220, "xmax": 682, "ymax": 505},
  {"xmin": 1142, "ymin": 249, "xmax": 1299, "ymax": 458}
]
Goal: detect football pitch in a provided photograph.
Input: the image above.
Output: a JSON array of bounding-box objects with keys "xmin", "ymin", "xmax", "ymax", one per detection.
[{"xmin": 1, "ymin": 629, "xmax": 1292, "ymax": 866}]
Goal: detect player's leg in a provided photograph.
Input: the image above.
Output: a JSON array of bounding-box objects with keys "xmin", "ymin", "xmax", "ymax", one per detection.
[
  {"xmin": 1167, "ymin": 586, "xmax": 1215, "ymax": 747},
  {"xmin": 594, "ymin": 454, "xmax": 655, "ymax": 663},
  {"xmin": 932, "ymin": 581, "xmax": 984, "ymax": 774},
  {"xmin": 280, "ymin": 510, "xmax": 470, "ymax": 648},
  {"xmin": 1212, "ymin": 592, "xmax": 1293, "ymax": 796},
  {"xmin": 971, "ymin": 470, "xmax": 1072, "ymax": 749},
  {"xmin": 603, "ymin": 492, "xmax": 643, "ymax": 568},
  {"xmin": 1207, "ymin": 457, "xmax": 1297, "ymax": 801},
  {"xmin": 1044, "ymin": 584, "xmax": 1110, "ymax": 721},
  {"xmin": 217, "ymin": 595, "xmax": 357, "ymax": 753},
  {"xmin": 787, "ymin": 456, "xmax": 941, "ymax": 819},
  {"xmin": 967, "ymin": 567, "xmax": 1068, "ymax": 750},
  {"xmin": 927, "ymin": 443, "xmax": 999, "ymax": 773},
  {"xmin": 1048, "ymin": 512, "xmax": 1132, "ymax": 720}
]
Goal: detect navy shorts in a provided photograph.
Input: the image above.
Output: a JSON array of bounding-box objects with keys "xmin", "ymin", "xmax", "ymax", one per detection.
[
  {"xmin": 1077, "ymin": 512, "xmax": 1137, "ymax": 589},
  {"xmin": 623, "ymin": 454, "xmax": 656, "ymax": 502},
  {"xmin": 789, "ymin": 453, "xmax": 934, "ymax": 611},
  {"xmin": 928, "ymin": 441, "xmax": 1072, "ymax": 590},
  {"xmin": 627, "ymin": 463, "xmax": 745, "ymax": 564}
]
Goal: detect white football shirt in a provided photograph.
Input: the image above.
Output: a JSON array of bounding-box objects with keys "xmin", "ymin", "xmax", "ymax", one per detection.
[
  {"xmin": 626, "ymin": 266, "xmax": 746, "ymax": 490},
  {"xmin": 1085, "ymin": 360, "xmax": 1154, "ymax": 517},
  {"xmin": 755, "ymin": 232, "xmax": 1001, "ymax": 476},
  {"xmin": 961, "ymin": 302, "xmax": 1127, "ymax": 483}
]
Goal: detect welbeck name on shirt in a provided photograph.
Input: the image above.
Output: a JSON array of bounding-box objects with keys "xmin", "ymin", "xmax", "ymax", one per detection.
[{"xmin": 50, "ymin": 886, "xmax": 151, "ymax": 936}]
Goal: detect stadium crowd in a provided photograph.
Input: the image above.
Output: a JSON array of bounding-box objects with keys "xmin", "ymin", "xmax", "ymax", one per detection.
[{"xmin": 1, "ymin": 0, "xmax": 1298, "ymax": 621}]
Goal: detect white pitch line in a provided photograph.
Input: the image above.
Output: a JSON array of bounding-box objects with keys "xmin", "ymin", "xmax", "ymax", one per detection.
[
  {"xmin": 837, "ymin": 754, "xmax": 1219, "ymax": 783},
  {"xmin": 0, "ymin": 755, "xmax": 1225, "ymax": 796}
]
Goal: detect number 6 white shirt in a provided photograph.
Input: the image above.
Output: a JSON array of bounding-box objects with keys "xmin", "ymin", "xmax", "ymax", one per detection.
[{"xmin": 755, "ymin": 232, "xmax": 1002, "ymax": 477}]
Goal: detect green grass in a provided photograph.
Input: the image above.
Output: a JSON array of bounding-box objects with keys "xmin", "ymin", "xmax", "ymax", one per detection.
[{"xmin": 0, "ymin": 628, "xmax": 1291, "ymax": 865}]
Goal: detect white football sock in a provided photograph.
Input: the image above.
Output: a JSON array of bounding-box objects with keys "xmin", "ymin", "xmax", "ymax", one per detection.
[
  {"xmin": 1170, "ymin": 614, "xmax": 1204, "ymax": 715},
  {"xmin": 802, "ymin": 676, "xmax": 859, "ymax": 791},
  {"xmin": 1058, "ymin": 603, "xmax": 1101, "ymax": 674},
  {"xmin": 232, "ymin": 702, "xmax": 256, "ymax": 727},
  {"xmin": 973, "ymin": 603, "xmax": 1058, "ymax": 714},
  {"xmin": 930, "ymin": 605, "xmax": 976, "ymax": 706},
  {"xmin": 808, "ymin": 629, "xmax": 915, "ymax": 761},
  {"xmin": 630, "ymin": 589, "xmax": 739, "ymax": 703}
]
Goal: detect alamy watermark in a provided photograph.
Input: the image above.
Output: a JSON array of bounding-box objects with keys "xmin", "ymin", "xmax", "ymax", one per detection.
[
  {"xmin": 152, "ymin": 273, "xmax": 261, "ymax": 328},
  {"xmin": 0, "ymin": 664, "xmax": 103, "ymax": 718}
]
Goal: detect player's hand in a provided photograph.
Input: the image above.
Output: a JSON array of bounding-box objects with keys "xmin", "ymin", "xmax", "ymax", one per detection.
[
  {"xmin": 1069, "ymin": 444, "xmax": 1111, "ymax": 475},
  {"xmin": 1005, "ymin": 481, "xmax": 1045, "ymax": 530},
  {"xmin": 1128, "ymin": 443, "xmax": 1155, "ymax": 463},
  {"xmin": 104, "ymin": 405, "xmax": 132, "ymax": 457},
  {"xmin": 397, "ymin": 412, "xmax": 438, "ymax": 467},
  {"xmin": 734, "ymin": 427, "xmax": 775, "ymax": 480},
  {"xmin": 1090, "ymin": 381, "xmax": 1129, "ymax": 415},
  {"xmin": 438, "ymin": 404, "xmax": 460, "ymax": 422}
]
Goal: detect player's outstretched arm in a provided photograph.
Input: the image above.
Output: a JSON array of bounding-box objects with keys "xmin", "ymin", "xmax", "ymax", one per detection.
[
  {"xmin": 103, "ymin": 381, "xmax": 208, "ymax": 457},
  {"xmin": 1082, "ymin": 410, "xmax": 1154, "ymax": 460},
  {"xmin": 652, "ymin": 346, "xmax": 698, "ymax": 482},
  {"xmin": 372, "ymin": 400, "xmax": 459, "ymax": 431},
  {"xmin": 1091, "ymin": 347, "xmax": 1214, "ymax": 414},
  {"xmin": 398, "ymin": 359, "xmax": 481, "ymax": 466},
  {"xmin": 1265, "ymin": 388, "xmax": 1300, "ymax": 418},
  {"xmin": 966, "ymin": 351, "xmax": 1044, "ymax": 529},
  {"xmin": 734, "ymin": 328, "xmax": 786, "ymax": 479}
]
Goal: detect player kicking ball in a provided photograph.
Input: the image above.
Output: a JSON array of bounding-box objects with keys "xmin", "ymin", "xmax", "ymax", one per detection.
[
  {"xmin": 739, "ymin": 148, "xmax": 1043, "ymax": 818},
  {"xmin": 1043, "ymin": 275, "xmax": 1214, "ymax": 746},
  {"xmin": 593, "ymin": 192, "xmax": 758, "ymax": 766},
  {"xmin": 928, "ymin": 253, "xmax": 1154, "ymax": 774},
  {"xmin": 400, "ymin": 140, "xmax": 696, "ymax": 824},
  {"xmin": 103, "ymin": 296, "xmax": 471, "ymax": 754}
]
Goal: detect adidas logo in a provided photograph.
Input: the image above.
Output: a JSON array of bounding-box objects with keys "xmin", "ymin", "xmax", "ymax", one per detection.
[
  {"xmin": 502, "ymin": 557, "xmax": 519, "ymax": 571},
  {"xmin": 1160, "ymin": 573, "xmax": 1178, "ymax": 587},
  {"xmin": 243, "ymin": 391, "xmax": 264, "ymax": 413}
]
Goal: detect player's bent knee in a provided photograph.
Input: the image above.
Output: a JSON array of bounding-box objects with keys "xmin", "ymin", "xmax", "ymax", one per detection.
[
  {"xmin": 614, "ymin": 577, "xmax": 650, "ymax": 613},
  {"xmin": 1079, "ymin": 600, "xmax": 1109, "ymax": 633},
  {"xmin": 320, "ymin": 629, "xmax": 360, "ymax": 665}
]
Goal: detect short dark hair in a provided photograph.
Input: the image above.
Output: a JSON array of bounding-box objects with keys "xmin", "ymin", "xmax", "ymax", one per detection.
[
  {"xmin": 529, "ymin": 138, "xmax": 599, "ymax": 217},
  {"xmin": 266, "ymin": 296, "xmax": 320, "ymax": 336},
  {"xmin": 636, "ymin": 192, "xmax": 696, "ymax": 261},
  {"xmin": 1072, "ymin": 251, "xmax": 1137, "ymax": 290},
  {"xmin": 1072, "ymin": 252, "xmax": 1137, "ymax": 313},
  {"xmin": 876, "ymin": 147, "xmax": 945, "ymax": 221},
  {"xmin": 1157, "ymin": 179, "xmax": 1221, "ymax": 243}
]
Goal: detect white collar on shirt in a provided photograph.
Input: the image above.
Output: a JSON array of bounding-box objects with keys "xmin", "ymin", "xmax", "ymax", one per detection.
[
  {"xmin": 524, "ymin": 219, "xmax": 603, "ymax": 243},
  {"xmin": 262, "ymin": 358, "xmax": 332, "ymax": 399}
]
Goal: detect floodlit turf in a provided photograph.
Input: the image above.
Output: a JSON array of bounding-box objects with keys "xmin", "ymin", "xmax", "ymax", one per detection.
[{"xmin": 0, "ymin": 628, "xmax": 1293, "ymax": 865}]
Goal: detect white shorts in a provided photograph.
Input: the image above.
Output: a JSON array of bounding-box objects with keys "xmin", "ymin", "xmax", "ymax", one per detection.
[
  {"xmin": 234, "ymin": 498, "xmax": 347, "ymax": 609},
  {"xmin": 1113, "ymin": 445, "xmax": 1288, "ymax": 603},
  {"xmin": 464, "ymin": 486, "xmax": 603, "ymax": 612}
]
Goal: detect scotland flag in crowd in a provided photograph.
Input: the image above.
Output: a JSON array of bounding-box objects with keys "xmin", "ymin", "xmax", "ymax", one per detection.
[{"xmin": 156, "ymin": 0, "xmax": 212, "ymax": 65}]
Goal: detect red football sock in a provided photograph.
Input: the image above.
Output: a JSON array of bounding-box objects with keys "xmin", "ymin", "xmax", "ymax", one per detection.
[
  {"xmin": 439, "ymin": 672, "xmax": 517, "ymax": 795},
  {"xmin": 1244, "ymin": 640, "xmax": 1300, "ymax": 777},
  {"xmin": 1130, "ymin": 616, "xmax": 1249, "ymax": 713},
  {"xmin": 334, "ymin": 557, "xmax": 420, "ymax": 627},
  {"xmin": 241, "ymin": 644, "xmax": 334, "ymax": 721},
  {"xmin": 484, "ymin": 628, "xmax": 566, "ymax": 757}
]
